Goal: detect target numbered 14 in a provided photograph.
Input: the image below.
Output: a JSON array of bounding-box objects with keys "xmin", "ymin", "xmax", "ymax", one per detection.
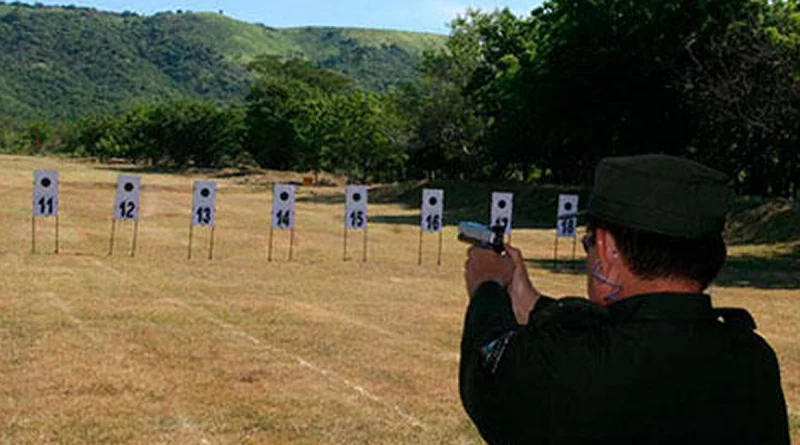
[
  {"xmin": 557, "ymin": 194, "xmax": 579, "ymax": 238},
  {"xmin": 345, "ymin": 185, "xmax": 368, "ymax": 231},
  {"xmin": 272, "ymin": 184, "xmax": 296, "ymax": 229},
  {"xmin": 421, "ymin": 189, "xmax": 444, "ymax": 233},
  {"xmin": 33, "ymin": 170, "xmax": 59, "ymax": 217},
  {"xmin": 490, "ymin": 192, "xmax": 514, "ymax": 235},
  {"xmin": 113, "ymin": 175, "xmax": 141, "ymax": 221},
  {"xmin": 192, "ymin": 181, "xmax": 217, "ymax": 227}
]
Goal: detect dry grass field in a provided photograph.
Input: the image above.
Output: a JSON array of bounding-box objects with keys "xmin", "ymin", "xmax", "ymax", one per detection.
[{"xmin": 0, "ymin": 155, "xmax": 797, "ymax": 444}]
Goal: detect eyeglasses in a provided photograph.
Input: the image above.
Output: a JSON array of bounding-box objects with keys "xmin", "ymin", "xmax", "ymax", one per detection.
[{"xmin": 581, "ymin": 233, "xmax": 595, "ymax": 253}]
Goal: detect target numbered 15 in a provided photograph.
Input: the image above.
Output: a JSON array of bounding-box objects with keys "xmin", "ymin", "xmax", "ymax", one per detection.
[
  {"xmin": 557, "ymin": 194, "xmax": 579, "ymax": 238},
  {"xmin": 192, "ymin": 181, "xmax": 217, "ymax": 227},
  {"xmin": 33, "ymin": 170, "xmax": 59, "ymax": 217},
  {"xmin": 490, "ymin": 192, "xmax": 514, "ymax": 235},
  {"xmin": 272, "ymin": 184, "xmax": 296, "ymax": 230},
  {"xmin": 113, "ymin": 175, "xmax": 141, "ymax": 221},
  {"xmin": 345, "ymin": 185, "xmax": 368, "ymax": 231},
  {"xmin": 421, "ymin": 188, "xmax": 444, "ymax": 233}
]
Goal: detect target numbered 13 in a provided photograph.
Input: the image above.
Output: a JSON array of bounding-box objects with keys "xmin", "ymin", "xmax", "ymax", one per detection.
[
  {"xmin": 421, "ymin": 189, "xmax": 444, "ymax": 233},
  {"xmin": 192, "ymin": 181, "xmax": 217, "ymax": 227},
  {"xmin": 33, "ymin": 170, "xmax": 59, "ymax": 217},
  {"xmin": 490, "ymin": 192, "xmax": 514, "ymax": 235},
  {"xmin": 113, "ymin": 175, "xmax": 141, "ymax": 221},
  {"xmin": 345, "ymin": 185, "xmax": 368, "ymax": 231},
  {"xmin": 272, "ymin": 184, "xmax": 296, "ymax": 229},
  {"xmin": 557, "ymin": 194, "xmax": 579, "ymax": 238}
]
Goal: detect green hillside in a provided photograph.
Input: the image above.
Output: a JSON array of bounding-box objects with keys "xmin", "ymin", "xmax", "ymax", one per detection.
[{"xmin": 0, "ymin": 3, "xmax": 446, "ymax": 121}]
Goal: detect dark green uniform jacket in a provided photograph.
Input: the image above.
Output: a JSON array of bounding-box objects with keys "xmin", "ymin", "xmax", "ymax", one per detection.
[{"xmin": 460, "ymin": 282, "xmax": 790, "ymax": 444}]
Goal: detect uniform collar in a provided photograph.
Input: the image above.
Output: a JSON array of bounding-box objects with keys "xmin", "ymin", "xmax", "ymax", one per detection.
[{"xmin": 607, "ymin": 292, "xmax": 715, "ymax": 322}]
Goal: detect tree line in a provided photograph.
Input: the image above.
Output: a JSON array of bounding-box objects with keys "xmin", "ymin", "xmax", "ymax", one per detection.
[{"xmin": 2, "ymin": 0, "xmax": 799, "ymax": 198}]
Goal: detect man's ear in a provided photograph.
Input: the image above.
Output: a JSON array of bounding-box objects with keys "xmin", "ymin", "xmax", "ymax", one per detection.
[{"xmin": 595, "ymin": 227, "xmax": 621, "ymax": 270}]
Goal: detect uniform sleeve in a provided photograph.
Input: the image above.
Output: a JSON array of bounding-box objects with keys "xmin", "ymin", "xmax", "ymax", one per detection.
[{"xmin": 459, "ymin": 282, "xmax": 555, "ymax": 444}]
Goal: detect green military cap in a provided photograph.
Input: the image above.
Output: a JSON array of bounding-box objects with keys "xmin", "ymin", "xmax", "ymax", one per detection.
[{"xmin": 587, "ymin": 154, "xmax": 729, "ymax": 238}]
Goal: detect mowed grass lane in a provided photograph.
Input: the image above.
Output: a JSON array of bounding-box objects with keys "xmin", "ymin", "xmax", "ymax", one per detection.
[{"xmin": 0, "ymin": 155, "xmax": 797, "ymax": 444}]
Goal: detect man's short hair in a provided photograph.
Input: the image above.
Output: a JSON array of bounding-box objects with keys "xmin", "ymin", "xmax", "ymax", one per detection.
[{"xmin": 587, "ymin": 215, "xmax": 727, "ymax": 289}]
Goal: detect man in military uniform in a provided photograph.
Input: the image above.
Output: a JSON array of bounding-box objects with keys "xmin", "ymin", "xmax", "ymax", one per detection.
[{"xmin": 461, "ymin": 155, "xmax": 790, "ymax": 444}]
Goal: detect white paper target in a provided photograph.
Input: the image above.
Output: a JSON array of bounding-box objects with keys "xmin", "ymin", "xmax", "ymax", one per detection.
[
  {"xmin": 272, "ymin": 184, "xmax": 296, "ymax": 230},
  {"xmin": 113, "ymin": 175, "xmax": 141, "ymax": 221},
  {"xmin": 345, "ymin": 185, "xmax": 368, "ymax": 231},
  {"xmin": 490, "ymin": 192, "xmax": 514, "ymax": 235},
  {"xmin": 191, "ymin": 181, "xmax": 217, "ymax": 227},
  {"xmin": 557, "ymin": 194, "xmax": 579, "ymax": 238},
  {"xmin": 421, "ymin": 189, "xmax": 444, "ymax": 233},
  {"xmin": 32, "ymin": 170, "xmax": 59, "ymax": 217}
]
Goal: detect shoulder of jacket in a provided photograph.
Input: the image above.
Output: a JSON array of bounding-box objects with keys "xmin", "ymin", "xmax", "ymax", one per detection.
[
  {"xmin": 530, "ymin": 297, "xmax": 608, "ymax": 330},
  {"xmin": 713, "ymin": 307, "xmax": 757, "ymax": 330}
]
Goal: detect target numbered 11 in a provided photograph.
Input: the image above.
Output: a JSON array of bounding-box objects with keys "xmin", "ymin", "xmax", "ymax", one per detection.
[
  {"xmin": 272, "ymin": 184, "xmax": 296, "ymax": 229},
  {"xmin": 113, "ymin": 175, "xmax": 141, "ymax": 221},
  {"xmin": 421, "ymin": 189, "xmax": 444, "ymax": 233},
  {"xmin": 192, "ymin": 181, "xmax": 217, "ymax": 227},
  {"xmin": 33, "ymin": 170, "xmax": 59, "ymax": 217},
  {"xmin": 557, "ymin": 194, "xmax": 579, "ymax": 238},
  {"xmin": 490, "ymin": 192, "xmax": 514, "ymax": 235},
  {"xmin": 345, "ymin": 185, "xmax": 368, "ymax": 231}
]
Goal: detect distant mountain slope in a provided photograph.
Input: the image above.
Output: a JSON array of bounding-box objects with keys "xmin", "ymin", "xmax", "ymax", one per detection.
[{"xmin": 0, "ymin": 3, "xmax": 446, "ymax": 121}]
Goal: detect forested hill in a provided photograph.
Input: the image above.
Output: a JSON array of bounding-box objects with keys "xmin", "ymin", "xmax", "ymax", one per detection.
[{"xmin": 0, "ymin": 2, "xmax": 446, "ymax": 121}]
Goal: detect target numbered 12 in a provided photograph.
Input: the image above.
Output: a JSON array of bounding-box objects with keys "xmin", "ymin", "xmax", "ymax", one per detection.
[
  {"xmin": 557, "ymin": 194, "xmax": 579, "ymax": 238},
  {"xmin": 113, "ymin": 175, "xmax": 141, "ymax": 221},
  {"xmin": 192, "ymin": 181, "xmax": 217, "ymax": 227},
  {"xmin": 345, "ymin": 185, "xmax": 368, "ymax": 231},
  {"xmin": 272, "ymin": 184, "xmax": 296, "ymax": 229},
  {"xmin": 490, "ymin": 192, "xmax": 514, "ymax": 235},
  {"xmin": 421, "ymin": 189, "xmax": 444, "ymax": 233},
  {"xmin": 33, "ymin": 170, "xmax": 59, "ymax": 217}
]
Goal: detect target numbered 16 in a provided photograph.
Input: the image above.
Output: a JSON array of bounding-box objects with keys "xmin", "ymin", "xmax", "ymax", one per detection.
[
  {"xmin": 557, "ymin": 194, "xmax": 579, "ymax": 238},
  {"xmin": 113, "ymin": 175, "xmax": 141, "ymax": 221},
  {"xmin": 272, "ymin": 184, "xmax": 296, "ymax": 230},
  {"xmin": 192, "ymin": 181, "xmax": 217, "ymax": 227},
  {"xmin": 490, "ymin": 192, "xmax": 514, "ymax": 235},
  {"xmin": 421, "ymin": 189, "xmax": 444, "ymax": 233},
  {"xmin": 33, "ymin": 170, "xmax": 59, "ymax": 217},
  {"xmin": 345, "ymin": 185, "xmax": 368, "ymax": 231}
]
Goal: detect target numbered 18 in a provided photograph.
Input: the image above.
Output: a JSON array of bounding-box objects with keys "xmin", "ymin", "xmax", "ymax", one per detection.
[
  {"xmin": 345, "ymin": 185, "xmax": 368, "ymax": 231},
  {"xmin": 490, "ymin": 192, "xmax": 514, "ymax": 235},
  {"xmin": 113, "ymin": 175, "xmax": 141, "ymax": 221},
  {"xmin": 192, "ymin": 181, "xmax": 217, "ymax": 227},
  {"xmin": 421, "ymin": 189, "xmax": 444, "ymax": 233},
  {"xmin": 33, "ymin": 170, "xmax": 59, "ymax": 217},
  {"xmin": 272, "ymin": 184, "xmax": 296, "ymax": 230},
  {"xmin": 557, "ymin": 194, "xmax": 579, "ymax": 238}
]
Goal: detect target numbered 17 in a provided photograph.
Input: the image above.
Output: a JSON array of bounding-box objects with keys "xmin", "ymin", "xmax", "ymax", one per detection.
[
  {"xmin": 272, "ymin": 184, "xmax": 296, "ymax": 230},
  {"xmin": 421, "ymin": 189, "xmax": 444, "ymax": 233},
  {"xmin": 113, "ymin": 175, "xmax": 141, "ymax": 221},
  {"xmin": 192, "ymin": 181, "xmax": 217, "ymax": 227},
  {"xmin": 33, "ymin": 170, "xmax": 59, "ymax": 217},
  {"xmin": 490, "ymin": 192, "xmax": 514, "ymax": 235},
  {"xmin": 345, "ymin": 185, "xmax": 368, "ymax": 231},
  {"xmin": 556, "ymin": 194, "xmax": 579, "ymax": 238}
]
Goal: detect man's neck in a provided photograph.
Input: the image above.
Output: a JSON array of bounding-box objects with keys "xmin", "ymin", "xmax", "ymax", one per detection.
[{"xmin": 617, "ymin": 277, "xmax": 704, "ymax": 300}]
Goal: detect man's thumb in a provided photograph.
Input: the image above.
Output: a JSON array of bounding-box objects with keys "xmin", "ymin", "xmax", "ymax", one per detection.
[{"xmin": 505, "ymin": 244, "xmax": 524, "ymax": 266}]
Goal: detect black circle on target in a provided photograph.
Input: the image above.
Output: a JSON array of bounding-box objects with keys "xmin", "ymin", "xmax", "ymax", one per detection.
[
  {"xmin": 429, "ymin": 196, "xmax": 438, "ymax": 206},
  {"xmin": 41, "ymin": 177, "xmax": 51, "ymax": 188},
  {"xmin": 353, "ymin": 193, "xmax": 362, "ymax": 202},
  {"xmin": 564, "ymin": 202, "xmax": 573, "ymax": 212},
  {"xmin": 124, "ymin": 182, "xmax": 134, "ymax": 192},
  {"xmin": 498, "ymin": 200, "xmax": 507, "ymax": 209},
  {"xmin": 280, "ymin": 191, "xmax": 289, "ymax": 201},
  {"xmin": 201, "ymin": 188, "xmax": 210, "ymax": 198}
]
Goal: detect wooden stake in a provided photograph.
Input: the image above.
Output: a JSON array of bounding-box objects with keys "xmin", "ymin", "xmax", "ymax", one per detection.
[
  {"xmin": 343, "ymin": 225, "xmax": 348, "ymax": 261},
  {"xmin": 130, "ymin": 219, "xmax": 139, "ymax": 257},
  {"xmin": 553, "ymin": 231, "xmax": 559, "ymax": 268},
  {"xmin": 363, "ymin": 225, "xmax": 368, "ymax": 262},
  {"xmin": 31, "ymin": 215, "xmax": 36, "ymax": 254},
  {"xmin": 437, "ymin": 230, "xmax": 443, "ymax": 266},
  {"xmin": 187, "ymin": 223, "xmax": 194, "ymax": 260},
  {"xmin": 55, "ymin": 214, "xmax": 60, "ymax": 254},
  {"xmin": 417, "ymin": 229, "xmax": 424, "ymax": 266},
  {"xmin": 289, "ymin": 226, "xmax": 295, "ymax": 261},
  {"xmin": 268, "ymin": 225, "xmax": 274, "ymax": 262},
  {"xmin": 209, "ymin": 225, "xmax": 216, "ymax": 260},
  {"xmin": 108, "ymin": 218, "xmax": 117, "ymax": 256}
]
